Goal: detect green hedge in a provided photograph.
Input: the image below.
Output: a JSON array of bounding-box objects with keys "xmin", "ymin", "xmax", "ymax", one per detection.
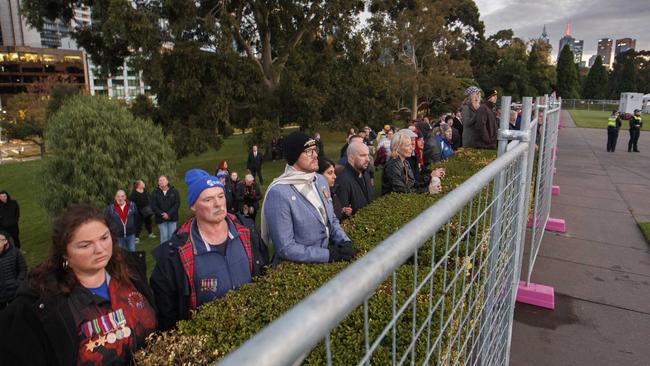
[{"xmin": 136, "ymin": 148, "xmax": 497, "ymax": 365}]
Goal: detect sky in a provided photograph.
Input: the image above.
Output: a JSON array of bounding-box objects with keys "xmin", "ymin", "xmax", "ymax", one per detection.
[{"xmin": 474, "ymin": 0, "xmax": 650, "ymax": 63}]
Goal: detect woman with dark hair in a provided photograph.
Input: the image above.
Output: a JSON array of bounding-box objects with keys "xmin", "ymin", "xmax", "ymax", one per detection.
[
  {"xmin": 318, "ymin": 158, "xmax": 351, "ymax": 221},
  {"xmin": 0, "ymin": 205, "xmax": 157, "ymax": 366}
]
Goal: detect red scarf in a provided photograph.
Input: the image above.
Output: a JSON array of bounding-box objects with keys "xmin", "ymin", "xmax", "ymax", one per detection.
[
  {"xmin": 114, "ymin": 200, "xmax": 129, "ymax": 225},
  {"xmin": 414, "ymin": 139, "xmax": 424, "ymax": 169}
]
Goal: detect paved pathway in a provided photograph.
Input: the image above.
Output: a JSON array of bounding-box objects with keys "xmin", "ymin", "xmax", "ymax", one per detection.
[{"xmin": 509, "ymin": 111, "xmax": 650, "ymax": 366}]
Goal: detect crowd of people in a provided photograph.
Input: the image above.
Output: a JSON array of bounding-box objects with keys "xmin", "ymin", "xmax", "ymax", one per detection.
[{"xmin": 0, "ymin": 85, "xmax": 505, "ymax": 364}]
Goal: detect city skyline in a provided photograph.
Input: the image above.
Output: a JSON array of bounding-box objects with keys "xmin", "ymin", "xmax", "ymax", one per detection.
[{"xmin": 475, "ymin": 0, "xmax": 649, "ymax": 62}]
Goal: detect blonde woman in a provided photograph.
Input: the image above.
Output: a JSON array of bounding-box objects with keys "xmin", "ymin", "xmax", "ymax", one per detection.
[{"xmin": 382, "ymin": 134, "xmax": 443, "ymax": 195}]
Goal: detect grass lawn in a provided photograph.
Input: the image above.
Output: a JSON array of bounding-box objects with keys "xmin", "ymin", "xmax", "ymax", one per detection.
[
  {"xmin": 0, "ymin": 129, "xmax": 347, "ymax": 273},
  {"xmin": 569, "ymin": 110, "xmax": 650, "ymax": 131},
  {"xmin": 639, "ymin": 222, "xmax": 650, "ymax": 246}
]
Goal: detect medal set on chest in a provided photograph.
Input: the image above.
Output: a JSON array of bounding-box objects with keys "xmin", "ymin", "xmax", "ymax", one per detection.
[
  {"xmin": 81, "ymin": 308, "xmax": 132, "ymax": 352},
  {"xmin": 200, "ymin": 278, "xmax": 218, "ymax": 293}
]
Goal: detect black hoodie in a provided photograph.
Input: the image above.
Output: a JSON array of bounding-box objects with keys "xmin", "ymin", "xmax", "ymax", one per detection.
[{"xmin": 0, "ymin": 191, "xmax": 20, "ymax": 227}]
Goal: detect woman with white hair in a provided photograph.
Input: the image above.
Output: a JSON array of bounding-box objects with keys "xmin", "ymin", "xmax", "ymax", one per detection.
[{"xmin": 382, "ymin": 134, "xmax": 444, "ymax": 195}]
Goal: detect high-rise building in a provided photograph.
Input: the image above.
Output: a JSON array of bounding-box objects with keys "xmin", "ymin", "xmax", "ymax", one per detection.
[
  {"xmin": 558, "ymin": 24, "xmax": 574, "ymax": 58},
  {"xmin": 571, "ymin": 39, "xmax": 584, "ymax": 64},
  {"xmin": 615, "ymin": 38, "xmax": 636, "ymax": 56},
  {"xmin": 539, "ymin": 25, "xmax": 550, "ymax": 44},
  {"xmin": 597, "ymin": 38, "xmax": 613, "ymax": 68},
  {"xmin": 0, "ymin": 46, "xmax": 87, "ymax": 106},
  {"xmin": 588, "ymin": 55, "xmax": 597, "ymax": 68},
  {"xmin": 557, "ymin": 23, "xmax": 583, "ymax": 64},
  {"xmin": 87, "ymin": 58, "xmax": 150, "ymax": 100},
  {"xmin": 0, "ymin": 0, "xmax": 88, "ymax": 105},
  {"xmin": 0, "ymin": 0, "xmax": 42, "ymax": 47}
]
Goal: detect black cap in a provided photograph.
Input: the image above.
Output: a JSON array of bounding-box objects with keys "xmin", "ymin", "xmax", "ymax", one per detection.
[
  {"xmin": 284, "ymin": 131, "xmax": 316, "ymax": 166},
  {"xmin": 483, "ymin": 88, "xmax": 497, "ymax": 99}
]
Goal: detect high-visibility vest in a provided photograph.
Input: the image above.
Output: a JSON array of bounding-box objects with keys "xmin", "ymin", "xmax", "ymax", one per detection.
[{"xmin": 608, "ymin": 117, "xmax": 617, "ymax": 127}]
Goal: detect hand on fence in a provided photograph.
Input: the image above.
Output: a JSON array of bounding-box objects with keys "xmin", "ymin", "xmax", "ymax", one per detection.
[
  {"xmin": 328, "ymin": 242, "xmax": 356, "ymax": 262},
  {"xmin": 431, "ymin": 167, "xmax": 445, "ymax": 179}
]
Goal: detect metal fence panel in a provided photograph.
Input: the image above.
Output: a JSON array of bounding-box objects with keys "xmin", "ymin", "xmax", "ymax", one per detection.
[
  {"xmin": 219, "ymin": 98, "xmax": 539, "ymax": 366},
  {"xmin": 526, "ymin": 97, "xmax": 561, "ymax": 284},
  {"xmin": 561, "ymin": 99, "xmax": 618, "ymax": 111}
]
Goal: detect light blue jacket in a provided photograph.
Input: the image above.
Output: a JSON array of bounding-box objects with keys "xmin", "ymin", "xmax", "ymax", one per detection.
[{"xmin": 264, "ymin": 174, "xmax": 350, "ymax": 264}]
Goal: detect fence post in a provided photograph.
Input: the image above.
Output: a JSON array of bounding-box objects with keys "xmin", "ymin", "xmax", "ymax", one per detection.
[
  {"xmin": 478, "ymin": 95, "xmax": 511, "ymax": 366},
  {"xmin": 503, "ymin": 97, "xmax": 535, "ymax": 366}
]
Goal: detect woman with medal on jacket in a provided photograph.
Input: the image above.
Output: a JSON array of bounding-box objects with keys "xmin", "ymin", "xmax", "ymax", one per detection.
[{"xmin": 0, "ymin": 205, "xmax": 157, "ymax": 365}]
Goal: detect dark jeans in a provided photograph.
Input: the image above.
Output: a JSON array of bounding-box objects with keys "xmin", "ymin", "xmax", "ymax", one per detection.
[
  {"xmin": 136, "ymin": 213, "xmax": 153, "ymax": 237},
  {"xmin": 606, "ymin": 128, "xmax": 619, "ymax": 151},
  {"xmin": 1, "ymin": 224, "xmax": 20, "ymax": 249},
  {"xmin": 628, "ymin": 129, "xmax": 640, "ymax": 151}
]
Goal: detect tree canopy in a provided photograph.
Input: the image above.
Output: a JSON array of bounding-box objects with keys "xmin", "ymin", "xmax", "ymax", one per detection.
[
  {"xmin": 556, "ymin": 45, "xmax": 580, "ymax": 99},
  {"xmin": 42, "ymin": 95, "xmax": 176, "ymax": 215},
  {"xmin": 582, "ymin": 55, "xmax": 608, "ymax": 99}
]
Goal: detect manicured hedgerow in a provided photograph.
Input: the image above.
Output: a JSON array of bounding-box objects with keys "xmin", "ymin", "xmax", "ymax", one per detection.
[{"xmin": 136, "ymin": 148, "xmax": 497, "ymax": 365}]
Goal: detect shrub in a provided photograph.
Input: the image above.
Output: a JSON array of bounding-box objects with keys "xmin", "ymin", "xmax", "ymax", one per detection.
[
  {"xmin": 42, "ymin": 95, "xmax": 176, "ymax": 214},
  {"xmin": 136, "ymin": 148, "xmax": 496, "ymax": 364}
]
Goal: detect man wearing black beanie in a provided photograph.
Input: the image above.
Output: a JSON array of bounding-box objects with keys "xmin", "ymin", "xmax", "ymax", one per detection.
[{"xmin": 261, "ymin": 132, "xmax": 356, "ymax": 264}]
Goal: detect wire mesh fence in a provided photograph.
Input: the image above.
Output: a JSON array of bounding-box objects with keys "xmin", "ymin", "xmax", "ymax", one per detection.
[
  {"xmin": 218, "ymin": 97, "xmax": 539, "ymax": 366},
  {"xmin": 526, "ymin": 97, "xmax": 561, "ymax": 284},
  {"xmin": 561, "ymin": 99, "xmax": 618, "ymax": 111}
]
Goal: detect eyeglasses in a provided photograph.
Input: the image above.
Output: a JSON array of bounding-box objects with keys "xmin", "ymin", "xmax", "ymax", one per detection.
[
  {"xmin": 303, "ymin": 148, "xmax": 319, "ymax": 157},
  {"xmin": 0, "ymin": 238, "xmax": 7, "ymax": 243}
]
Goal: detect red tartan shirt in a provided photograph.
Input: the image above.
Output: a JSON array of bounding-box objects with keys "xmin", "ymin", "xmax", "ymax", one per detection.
[{"xmin": 176, "ymin": 214, "xmax": 252, "ymax": 312}]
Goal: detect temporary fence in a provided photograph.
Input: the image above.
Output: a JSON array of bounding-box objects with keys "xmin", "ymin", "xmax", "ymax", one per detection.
[
  {"xmin": 526, "ymin": 97, "xmax": 561, "ymax": 284},
  {"xmin": 217, "ymin": 96, "xmax": 551, "ymax": 366},
  {"xmin": 561, "ymin": 99, "xmax": 618, "ymax": 111}
]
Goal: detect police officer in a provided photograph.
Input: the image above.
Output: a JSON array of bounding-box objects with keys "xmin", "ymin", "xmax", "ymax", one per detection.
[
  {"xmin": 628, "ymin": 109, "xmax": 643, "ymax": 152},
  {"xmin": 606, "ymin": 110, "xmax": 621, "ymax": 152}
]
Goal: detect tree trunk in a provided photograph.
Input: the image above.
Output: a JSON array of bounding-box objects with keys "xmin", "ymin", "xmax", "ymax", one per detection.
[{"xmin": 411, "ymin": 82, "xmax": 418, "ymax": 121}]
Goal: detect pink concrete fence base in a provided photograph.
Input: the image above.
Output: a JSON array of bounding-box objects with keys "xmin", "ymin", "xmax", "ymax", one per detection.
[
  {"xmin": 527, "ymin": 216, "xmax": 567, "ymax": 233},
  {"xmin": 516, "ymin": 281, "xmax": 555, "ymax": 309}
]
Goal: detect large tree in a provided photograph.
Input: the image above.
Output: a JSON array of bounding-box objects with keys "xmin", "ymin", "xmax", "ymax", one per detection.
[
  {"xmin": 582, "ymin": 55, "xmax": 608, "ymax": 99},
  {"xmin": 556, "ymin": 44, "xmax": 580, "ymax": 99},
  {"xmin": 23, "ymin": 0, "xmax": 365, "ymax": 154},
  {"xmin": 492, "ymin": 37, "xmax": 533, "ymax": 100},
  {"xmin": 609, "ymin": 50, "xmax": 638, "ymax": 98},
  {"xmin": 368, "ymin": 0, "xmax": 482, "ymax": 120},
  {"xmin": 470, "ymin": 29, "xmax": 512, "ymax": 92},
  {"xmin": 527, "ymin": 39, "xmax": 556, "ymax": 96},
  {"xmin": 43, "ymin": 95, "xmax": 176, "ymax": 214}
]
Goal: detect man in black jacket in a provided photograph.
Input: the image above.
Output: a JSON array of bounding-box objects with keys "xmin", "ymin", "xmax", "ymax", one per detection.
[
  {"xmin": 0, "ymin": 230, "xmax": 26, "ymax": 309},
  {"xmin": 150, "ymin": 169, "xmax": 268, "ymax": 330},
  {"xmin": 150, "ymin": 175, "xmax": 181, "ymax": 244},
  {"xmin": 246, "ymin": 144, "xmax": 264, "ymax": 184},
  {"xmin": 628, "ymin": 109, "xmax": 643, "ymax": 152},
  {"xmin": 0, "ymin": 191, "xmax": 20, "ymax": 249},
  {"xmin": 336, "ymin": 141, "xmax": 374, "ymax": 220}
]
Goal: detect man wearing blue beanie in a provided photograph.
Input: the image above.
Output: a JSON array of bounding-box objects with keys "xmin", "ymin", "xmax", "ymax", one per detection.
[{"xmin": 150, "ymin": 169, "xmax": 268, "ymax": 330}]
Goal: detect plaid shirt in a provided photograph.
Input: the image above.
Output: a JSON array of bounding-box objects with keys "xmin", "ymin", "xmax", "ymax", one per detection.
[{"xmin": 176, "ymin": 214, "xmax": 253, "ymax": 311}]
